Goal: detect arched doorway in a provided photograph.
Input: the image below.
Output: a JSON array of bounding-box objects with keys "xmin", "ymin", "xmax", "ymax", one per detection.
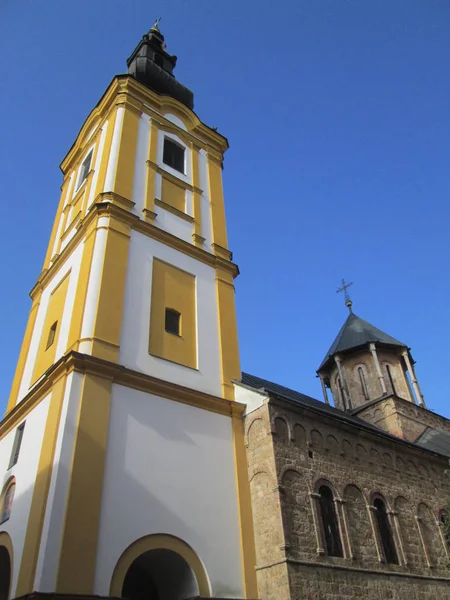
[
  {"xmin": 110, "ymin": 534, "xmax": 210, "ymax": 599},
  {"xmin": 0, "ymin": 545, "xmax": 11, "ymax": 600},
  {"xmin": 122, "ymin": 548, "xmax": 198, "ymax": 600}
]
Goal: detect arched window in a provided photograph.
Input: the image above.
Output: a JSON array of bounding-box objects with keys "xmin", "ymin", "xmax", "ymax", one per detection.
[
  {"xmin": 373, "ymin": 498, "xmax": 398, "ymax": 564},
  {"xmin": 318, "ymin": 485, "xmax": 343, "ymax": 557},
  {"xmin": 0, "ymin": 480, "xmax": 16, "ymax": 524},
  {"xmin": 357, "ymin": 366, "xmax": 369, "ymax": 401}
]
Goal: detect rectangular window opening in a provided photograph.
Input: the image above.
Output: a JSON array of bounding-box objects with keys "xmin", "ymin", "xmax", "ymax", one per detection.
[
  {"xmin": 75, "ymin": 150, "xmax": 93, "ymax": 191},
  {"xmin": 8, "ymin": 422, "xmax": 25, "ymax": 469},
  {"xmin": 163, "ymin": 138, "xmax": 185, "ymax": 173},
  {"xmin": 165, "ymin": 308, "xmax": 181, "ymax": 336},
  {"xmin": 46, "ymin": 321, "xmax": 58, "ymax": 350}
]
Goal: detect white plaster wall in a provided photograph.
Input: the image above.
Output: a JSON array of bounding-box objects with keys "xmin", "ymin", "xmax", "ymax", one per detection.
[
  {"xmin": 131, "ymin": 114, "xmax": 151, "ymax": 217},
  {"xmin": 164, "ymin": 112, "xmax": 188, "ymax": 131},
  {"xmin": 87, "ymin": 120, "xmax": 109, "ymax": 209},
  {"xmin": 0, "ymin": 393, "xmax": 51, "ymax": 597},
  {"xmin": 17, "ymin": 244, "xmax": 84, "ymax": 401},
  {"xmin": 119, "ymin": 230, "xmax": 222, "ymax": 397},
  {"xmin": 79, "ymin": 217, "xmax": 109, "ymax": 353},
  {"xmin": 234, "ymin": 383, "xmax": 268, "ymax": 416},
  {"xmin": 94, "ymin": 384, "xmax": 244, "ymax": 598},
  {"xmin": 104, "ymin": 107, "xmax": 125, "ymax": 192},
  {"xmin": 34, "ymin": 372, "xmax": 83, "ymax": 591},
  {"xmin": 198, "ymin": 149, "xmax": 213, "ymax": 251}
]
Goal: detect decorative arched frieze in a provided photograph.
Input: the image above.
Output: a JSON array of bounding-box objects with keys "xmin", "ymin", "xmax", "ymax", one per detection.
[
  {"xmin": 341, "ymin": 439, "xmax": 354, "ymax": 458},
  {"xmin": 310, "ymin": 429, "xmax": 324, "ymax": 450},
  {"xmin": 245, "ymin": 417, "xmax": 266, "ymax": 448},
  {"xmin": 270, "ymin": 412, "xmax": 292, "ymax": 441},
  {"xmin": 293, "ymin": 423, "xmax": 307, "ymax": 448}
]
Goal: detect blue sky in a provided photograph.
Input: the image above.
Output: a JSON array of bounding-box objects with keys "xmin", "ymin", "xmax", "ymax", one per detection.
[{"xmin": 1, "ymin": 1, "xmax": 449, "ymax": 417}]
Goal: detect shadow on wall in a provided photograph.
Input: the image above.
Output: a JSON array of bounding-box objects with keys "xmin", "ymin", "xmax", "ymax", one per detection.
[{"xmin": 0, "ymin": 386, "xmax": 242, "ymax": 600}]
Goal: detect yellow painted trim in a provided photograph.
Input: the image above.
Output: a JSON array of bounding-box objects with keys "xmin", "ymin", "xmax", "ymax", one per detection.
[
  {"xmin": 16, "ymin": 374, "xmax": 68, "ymax": 596},
  {"xmin": 65, "ymin": 222, "xmax": 97, "ymax": 352},
  {"xmin": 30, "ymin": 201, "xmax": 238, "ymax": 302},
  {"xmin": 56, "ymin": 373, "xmax": 112, "ymax": 593},
  {"xmin": 90, "ymin": 216, "xmax": 130, "ymax": 362},
  {"xmin": 31, "ymin": 272, "xmax": 71, "ymax": 384},
  {"xmin": 154, "ymin": 198, "xmax": 194, "ymax": 222},
  {"xmin": 6, "ymin": 294, "xmax": 41, "ymax": 415},
  {"xmin": 109, "ymin": 534, "xmax": 211, "ymax": 597},
  {"xmin": 1, "ymin": 351, "xmax": 244, "ymax": 443},
  {"xmin": 144, "ymin": 120, "xmax": 159, "ymax": 221},
  {"xmin": 0, "ymin": 531, "xmax": 14, "ymax": 600},
  {"xmin": 191, "ymin": 144, "xmax": 203, "ymax": 247},
  {"xmin": 112, "ymin": 105, "xmax": 140, "ymax": 200},
  {"xmin": 43, "ymin": 178, "xmax": 71, "ymax": 270},
  {"xmin": 161, "ymin": 175, "xmax": 186, "ymax": 212},
  {"xmin": 149, "ymin": 259, "xmax": 197, "ymax": 369},
  {"xmin": 231, "ymin": 408, "xmax": 258, "ymax": 597},
  {"xmin": 215, "ymin": 268, "xmax": 241, "ymax": 399},
  {"xmin": 93, "ymin": 109, "xmax": 118, "ymax": 199},
  {"xmin": 147, "ymin": 162, "xmax": 201, "ymax": 194},
  {"xmin": 207, "ymin": 153, "xmax": 229, "ymax": 251},
  {"xmin": 60, "ymin": 75, "xmax": 227, "ymax": 179}
]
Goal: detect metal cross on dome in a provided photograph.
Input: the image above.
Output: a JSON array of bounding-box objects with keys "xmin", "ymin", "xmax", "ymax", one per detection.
[{"xmin": 336, "ymin": 279, "xmax": 354, "ymax": 312}]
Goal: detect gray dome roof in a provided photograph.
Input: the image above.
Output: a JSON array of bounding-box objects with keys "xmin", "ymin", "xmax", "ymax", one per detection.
[{"xmin": 318, "ymin": 313, "xmax": 405, "ymax": 372}]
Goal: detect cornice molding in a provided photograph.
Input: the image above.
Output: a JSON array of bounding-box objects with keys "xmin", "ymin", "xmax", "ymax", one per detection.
[
  {"xmin": 154, "ymin": 198, "xmax": 194, "ymax": 223},
  {"xmin": 1, "ymin": 351, "xmax": 245, "ymax": 439},
  {"xmin": 30, "ymin": 202, "xmax": 239, "ymax": 298}
]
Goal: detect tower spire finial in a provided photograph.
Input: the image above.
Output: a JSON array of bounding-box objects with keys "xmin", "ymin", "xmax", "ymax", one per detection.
[
  {"xmin": 150, "ymin": 17, "xmax": 162, "ymax": 33},
  {"xmin": 336, "ymin": 278, "xmax": 354, "ymax": 313}
]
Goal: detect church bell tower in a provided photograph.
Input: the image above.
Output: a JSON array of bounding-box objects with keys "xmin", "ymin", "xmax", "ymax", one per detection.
[
  {"xmin": 0, "ymin": 23, "xmax": 257, "ymax": 600},
  {"xmin": 316, "ymin": 289, "xmax": 435, "ymax": 443}
]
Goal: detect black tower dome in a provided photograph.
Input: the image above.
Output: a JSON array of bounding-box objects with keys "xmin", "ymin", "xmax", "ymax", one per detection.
[{"xmin": 127, "ymin": 20, "xmax": 194, "ymax": 109}]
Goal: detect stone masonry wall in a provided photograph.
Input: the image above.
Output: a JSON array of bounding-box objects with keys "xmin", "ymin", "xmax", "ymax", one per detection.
[
  {"xmin": 357, "ymin": 395, "xmax": 450, "ymax": 442},
  {"xmin": 245, "ymin": 398, "xmax": 450, "ymax": 600}
]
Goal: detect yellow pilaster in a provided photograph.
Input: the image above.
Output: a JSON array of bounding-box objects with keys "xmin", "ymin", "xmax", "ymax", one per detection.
[
  {"xmin": 56, "ymin": 373, "xmax": 112, "ymax": 593},
  {"xmin": 216, "ymin": 266, "xmax": 241, "ymax": 400},
  {"xmin": 6, "ymin": 294, "xmax": 41, "ymax": 414},
  {"xmin": 191, "ymin": 144, "xmax": 204, "ymax": 247},
  {"xmin": 65, "ymin": 222, "xmax": 98, "ymax": 352},
  {"xmin": 143, "ymin": 119, "xmax": 159, "ymax": 221},
  {"xmin": 112, "ymin": 104, "xmax": 141, "ymax": 200},
  {"xmin": 232, "ymin": 405, "xmax": 258, "ymax": 598},
  {"xmin": 90, "ymin": 216, "xmax": 131, "ymax": 362},
  {"xmin": 16, "ymin": 375, "xmax": 67, "ymax": 596}
]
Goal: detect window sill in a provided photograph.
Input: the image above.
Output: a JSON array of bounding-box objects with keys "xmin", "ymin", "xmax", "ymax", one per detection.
[
  {"xmin": 148, "ymin": 351, "xmax": 198, "ymax": 372},
  {"xmin": 155, "ymin": 198, "xmax": 194, "ymax": 223},
  {"xmin": 72, "ymin": 169, "xmax": 93, "ymax": 201}
]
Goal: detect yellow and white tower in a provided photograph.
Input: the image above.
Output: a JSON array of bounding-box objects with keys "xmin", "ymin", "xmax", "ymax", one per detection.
[{"xmin": 0, "ymin": 23, "xmax": 257, "ymax": 600}]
